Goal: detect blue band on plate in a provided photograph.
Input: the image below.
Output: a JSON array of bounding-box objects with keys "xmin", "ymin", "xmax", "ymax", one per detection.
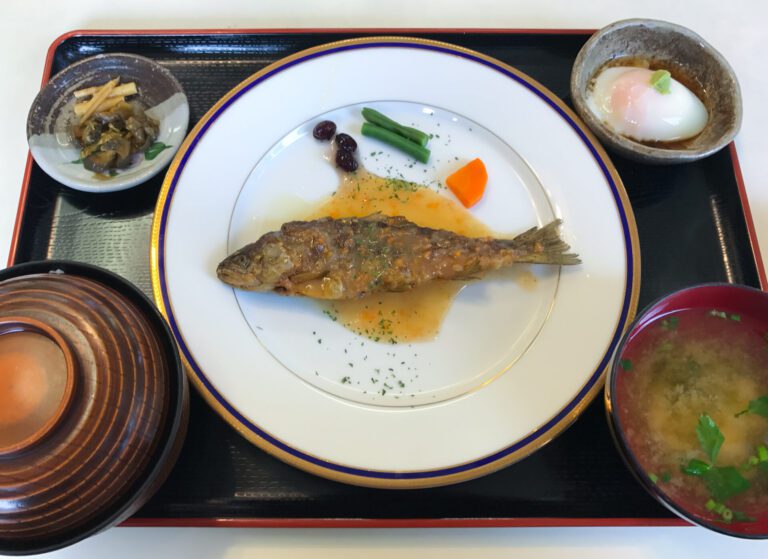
[{"xmin": 158, "ymin": 41, "xmax": 634, "ymax": 480}]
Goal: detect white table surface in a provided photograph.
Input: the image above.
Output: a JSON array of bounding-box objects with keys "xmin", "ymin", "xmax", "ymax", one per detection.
[{"xmin": 2, "ymin": 1, "xmax": 767, "ymax": 557}]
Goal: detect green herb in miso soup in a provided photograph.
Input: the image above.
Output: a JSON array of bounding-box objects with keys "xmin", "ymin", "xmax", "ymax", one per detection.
[
  {"xmin": 680, "ymin": 413, "xmax": 755, "ymax": 522},
  {"xmin": 735, "ymin": 396, "xmax": 768, "ymax": 419},
  {"xmin": 696, "ymin": 414, "xmax": 724, "ymax": 463}
]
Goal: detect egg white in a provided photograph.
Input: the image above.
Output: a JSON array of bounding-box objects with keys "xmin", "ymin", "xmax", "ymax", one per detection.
[{"xmin": 587, "ymin": 67, "xmax": 708, "ymax": 143}]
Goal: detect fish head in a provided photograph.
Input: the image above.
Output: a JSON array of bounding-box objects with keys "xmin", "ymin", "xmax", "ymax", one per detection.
[{"xmin": 216, "ymin": 235, "xmax": 295, "ymax": 291}]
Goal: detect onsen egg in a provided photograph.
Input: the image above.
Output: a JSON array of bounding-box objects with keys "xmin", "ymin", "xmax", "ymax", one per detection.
[{"xmin": 586, "ymin": 66, "xmax": 708, "ymax": 143}]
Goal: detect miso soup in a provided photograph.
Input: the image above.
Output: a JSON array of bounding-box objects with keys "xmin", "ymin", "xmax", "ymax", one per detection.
[{"xmin": 614, "ymin": 307, "xmax": 768, "ymax": 529}]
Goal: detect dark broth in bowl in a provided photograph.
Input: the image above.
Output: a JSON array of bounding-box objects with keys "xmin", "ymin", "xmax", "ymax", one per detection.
[{"xmin": 615, "ymin": 307, "xmax": 768, "ymax": 529}]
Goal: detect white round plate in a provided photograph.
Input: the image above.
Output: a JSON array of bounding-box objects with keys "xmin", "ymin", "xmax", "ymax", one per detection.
[{"xmin": 151, "ymin": 37, "xmax": 640, "ymax": 488}]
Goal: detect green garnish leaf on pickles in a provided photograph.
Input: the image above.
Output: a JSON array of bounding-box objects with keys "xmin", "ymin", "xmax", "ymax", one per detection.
[
  {"xmin": 145, "ymin": 141, "xmax": 172, "ymax": 161},
  {"xmin": 650, "ymin": 69, "xmax": 672, "ymax": 94},
  {"xmin": 696, "ymin": 414, "xmax": 724, "ymax": 463}
]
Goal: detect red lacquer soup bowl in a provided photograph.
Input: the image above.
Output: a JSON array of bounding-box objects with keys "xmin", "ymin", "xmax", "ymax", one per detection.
[{"xmin": 606, "ymin": 284, "xmax": 768, "ymax": 538}]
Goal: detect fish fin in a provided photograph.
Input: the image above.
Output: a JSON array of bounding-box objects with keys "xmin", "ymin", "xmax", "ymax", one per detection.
[{"xmin": 506, "ymin": 219, "xmax": 581, "ymax": 265}]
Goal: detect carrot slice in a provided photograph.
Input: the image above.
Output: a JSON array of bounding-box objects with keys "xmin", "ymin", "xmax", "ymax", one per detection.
[{"xmin": 446, "ymin": 158, "xmax": 488, "ymax": 208}]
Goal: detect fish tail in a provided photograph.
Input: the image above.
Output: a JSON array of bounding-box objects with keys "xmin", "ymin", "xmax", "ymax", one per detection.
[{"xmin": 504, "ymin": 219, "xmax": 581, "ymax": 265}]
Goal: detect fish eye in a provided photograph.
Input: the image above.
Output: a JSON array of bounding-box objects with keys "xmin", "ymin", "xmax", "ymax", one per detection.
[{"xmin": 233, "ymin": 254, "xmax": 250, "ymax": 269}]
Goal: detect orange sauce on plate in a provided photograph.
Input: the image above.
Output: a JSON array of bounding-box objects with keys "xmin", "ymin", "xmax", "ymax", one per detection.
[{"xmin": 306, "ymin": 170, "xmax": 511, "ymax": 343}]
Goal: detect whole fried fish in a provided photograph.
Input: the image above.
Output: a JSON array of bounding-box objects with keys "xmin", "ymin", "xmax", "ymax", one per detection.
[{"xmin": 217, "ymin": 214, "xmax": 580, "ymax": 299}]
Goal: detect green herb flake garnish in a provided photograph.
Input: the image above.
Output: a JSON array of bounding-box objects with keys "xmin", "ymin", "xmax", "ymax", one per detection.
[
  {"xmin": 145, "ymin": 141, "xmax": 172, "ymax": 161},
  {"xmin": 730, "ymin": 314, "xmax": 741, "ymax": 322},
  {"xmin": 70, "ymin": 157, "xmax": 84, "ymax": 164},
  {"xmin": 650, "ymin": 69, "xmax": 672, "ymax": 94},
  {"xmin": 703, "ymin": 466, "xmax": 750, "ymax": 502},
  {"xmin": 705, "ymin": 499, "xmax": 717, "ymax": 511},
  {"xmin": 648, "ymin": 472, "xmax": 659, "ymax": 484},
  {"xmin": 696, "ymin": 414, "xmax": 724, "ymax": 463},
  {"xmin": 620, "ymin": 359, "xmax": 632, "ymax": 371},
  {"xmin": 340, "ymin": 376, "xmax": 351, "ymax": 384},
  {"xmin": 661, "ymin": 316, "xmax": 679, "ymax": 330},
  {"xmin": 661, "ymin": 471, "xmax": 672, "ymax": 483},
  {"xmin": 708, "ymin": 309, "xmax": 728, "ymax": 319},
  {"xmin": 682, "ymin": 458, "xmax": 711, "ymax": 476}
]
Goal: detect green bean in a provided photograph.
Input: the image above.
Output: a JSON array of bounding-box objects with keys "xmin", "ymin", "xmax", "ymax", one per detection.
[
  {"xmin": 361, "ymin": 107, "xmax": 430, "ymax": 147},
  {"xmin": 361, "ymin": 123, "xmax": 431, "ymax": 163}
]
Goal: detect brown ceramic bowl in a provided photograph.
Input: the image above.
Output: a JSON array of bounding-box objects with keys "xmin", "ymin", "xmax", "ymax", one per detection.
[
  {"xmin": 0, "ymin": 261, "xmax": 188, "ymax": 555},
  {"xmin": 570, "ymin": 19, "xmax": 742, "ymax": 164}
]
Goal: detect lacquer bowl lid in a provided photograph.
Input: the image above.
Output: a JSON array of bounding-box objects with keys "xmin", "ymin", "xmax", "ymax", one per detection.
[{"xmin": 0, "ymin": 261, "xmax": 188, "ymax": 555}]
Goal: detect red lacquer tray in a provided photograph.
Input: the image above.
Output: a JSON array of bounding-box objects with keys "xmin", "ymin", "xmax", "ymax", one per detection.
[{"xmin": 10, "ymin": 28, "xmax": 765, "ymax": 528}]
